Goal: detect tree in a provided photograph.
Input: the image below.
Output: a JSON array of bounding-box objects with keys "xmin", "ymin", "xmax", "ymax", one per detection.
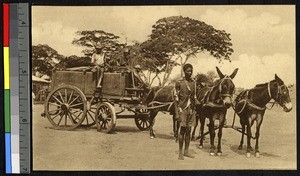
[
  {"xmin": 32, "ymin": 44, "xmax": 64, "ymax": 76},
  {"xmin": 206, "ymin": 70, "xmax": 218, "ymax": 83},
  {"xmin": 55, "ymin": 55, "xmax": 91, "ymax": 69},
  {"xmin": 146, "ymin": 16, "xmax": 234, "ymax": 85},
  {"xmin": 72, "ymin": 30, "xmax": 125, "ymax": 63},
  {"xmin": 194, "ymin": 73, "xmax": 212, "ymax": 86}
]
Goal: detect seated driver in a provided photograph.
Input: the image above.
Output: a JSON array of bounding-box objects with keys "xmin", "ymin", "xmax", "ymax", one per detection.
[{"xmin": 91, "ymin": 46, "xmax": 107, "ymax": 89}]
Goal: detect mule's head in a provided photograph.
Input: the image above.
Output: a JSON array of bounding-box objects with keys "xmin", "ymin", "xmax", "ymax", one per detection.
[
  {"xmin": 215, "ymin": 67, "xmax": 238, "ymax": 109},
  {"xmin": 271, "ymin": 74, "xmax": 292, "ymax": 112}
]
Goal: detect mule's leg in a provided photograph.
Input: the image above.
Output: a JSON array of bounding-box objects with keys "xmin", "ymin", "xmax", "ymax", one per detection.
[
  {"xmin": 246, "ymin": 116, "xmax": 253, "ymax": 157},
  {"xmin": 217, "ymin": 114, "xmax": 225, "ymax": 156},
  {"xmin": 238, "ymin": 118, "xmax": 246, "ymax": 150},
  {"xmin": 209, "ymin": 117, "xmax": 216, "ymax": 156},
  {"xmin": 149, "ymin": 110, "xmax": 158, "ymax": 139},
  {"xmin": 199, "ymin": 115, "xmax": 205, "ymax": 149},
  {"xmin": 255, "ymin": 114, "xmax": 263, "ymax": 158}
]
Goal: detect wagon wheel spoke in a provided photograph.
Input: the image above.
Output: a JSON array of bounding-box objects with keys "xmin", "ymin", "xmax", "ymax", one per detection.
[
  {"xmin": 52, "ymin": 95, "xmax": 63, "ymax": 105},
  {"xmin": 69, "ymin": 102, "xmax": 83, "ymax": 108},
  {"xmin": 67, "ymin": 112, "xmax": 75, "ymax": 125},
  {"xmin": 89, "ymin": 109, "xmax": 96, "ymax": 114},
  {"xmin": 64, "ymin": 89, "xmax": 68, "ymax": 103},
  {"xmin": 57, "ymin": 114, "xmax": 64, "ymax": 126},
  {"xmin": 48, "ymin": 109, "xmax": 61, "ymax": 114},
  {"xmin": 58, "ymin": 90, "xmax": 65, "ymax": 103},
  {"xmin": 64, "ymin": 114, "xmax": 68, "ymax": 126},
  {"xmin": 73, "ymin": 111, "xmax": 83, "ymax": 122},
  {"xmin": 67, "ymin": 90, "xmax": 74, "ymax": 104},
  {"xmin": 69, "ymin": 109, "xmax": 81, "ymax": 114},
  {"xmin": 101, "ymin": 121, "xmax": 106, "ymax": 129},
  {"xmin": 50, "ymin": 113, "xmax": 60, "ymax": 120},
  {"xmin": 142, "ymin": 121, "xmax": 146, "ymax": 128},
  {"xmin": 69, "ymin": 95, "xmax": 80, "ymax": 106},
  {"xmin": 68, "ymin": 111, "xmax": 79, "ymax": 124},
  {"xmin": 87, "ymin": 111, "xmax": 95, "ymax": 122}
]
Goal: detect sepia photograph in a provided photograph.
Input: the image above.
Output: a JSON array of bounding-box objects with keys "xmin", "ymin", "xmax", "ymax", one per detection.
[{"xmin": 31, "ymin": 5, "xmax": 296, "ymax": 170}]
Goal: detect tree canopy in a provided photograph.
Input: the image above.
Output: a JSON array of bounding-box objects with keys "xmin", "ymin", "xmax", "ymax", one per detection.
[
  {"xmin": 141, "ymin": 16, "xmax": 233, "ymax": 86},
  {"xmin": 72, "ymin": 30, "xmax": 125, "ymax": 59},
  {"xmin": 149, "ymin": 16, "xmax": 234, "ymax": 63},
  {"xmin": 32, "ymin": 44, "xmax": 64, "ymax": 76}
]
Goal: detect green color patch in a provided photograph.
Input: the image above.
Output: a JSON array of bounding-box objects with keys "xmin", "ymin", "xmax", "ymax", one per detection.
[{"xmin": 4, "ymin": 90, "xmax": 10, "ymax": 132}]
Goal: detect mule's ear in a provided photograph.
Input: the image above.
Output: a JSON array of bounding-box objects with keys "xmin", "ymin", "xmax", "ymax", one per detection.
[
  {"xmin": 230, "ymin": 68, "xmax": 239, "ymax": 79},
  {"xmin": 275, "ymin": 74, "xmax": 283, "ymax": 83},
  {"xmin": 216, "ymin": 67, "xmax": 224, "ymax": 78}
]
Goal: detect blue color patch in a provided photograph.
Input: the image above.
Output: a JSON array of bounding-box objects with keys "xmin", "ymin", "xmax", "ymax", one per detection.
[{"xmin": 5, "ymin": 133, "xmax": 12, "ymax": 173}]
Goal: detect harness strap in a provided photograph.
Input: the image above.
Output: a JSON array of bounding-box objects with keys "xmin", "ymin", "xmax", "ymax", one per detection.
[
  {"xmin": 148, "ymin": 101, "xmax": 173, "ymax": 110},
  {"xmin": 267, "ymin": 81, "xmax": 272, "ymax": 99}
]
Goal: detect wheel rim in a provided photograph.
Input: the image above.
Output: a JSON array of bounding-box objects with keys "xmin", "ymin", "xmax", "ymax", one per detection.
[
  {"xmin": 96, "ymin": 102, "xmax": 116, "ymax": 133},
  {"xmin": 45, "ymin": 85, "xmax": 87, "ymax": 130}
]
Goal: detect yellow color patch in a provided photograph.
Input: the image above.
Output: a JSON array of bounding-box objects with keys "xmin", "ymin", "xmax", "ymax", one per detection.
[{"xmin": 4, "ymin": 47, "xmax": 10, "ymax": 89}]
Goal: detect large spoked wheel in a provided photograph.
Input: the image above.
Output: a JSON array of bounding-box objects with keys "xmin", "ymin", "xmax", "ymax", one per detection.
[
  {"xmin": 95, "ymin": 102, "xmax": 116, "ymax": 133},
  {"xmin": 134, "ymin": 109, "xmax": 151, "ymax": 131},
  {"xmin": 80, "ymin": 97, "xmax": 97, "ymax": 127},
  {"xmin": 44, "ymin": 85, "xmax": 87, "ymax": 130}
]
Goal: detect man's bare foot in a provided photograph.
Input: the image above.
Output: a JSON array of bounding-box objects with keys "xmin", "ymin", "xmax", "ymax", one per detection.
[{"xmin": 178, "ymin": 153, "xmax": 184, "ymax": 160}]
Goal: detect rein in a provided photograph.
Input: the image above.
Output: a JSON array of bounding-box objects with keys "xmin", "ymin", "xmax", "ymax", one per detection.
[
  {"xmin": 235, "ymin": 81, "xmax": 281, "ymax": 114},
  {"xmin": 201, "ymin": 76, "xmax": 233, "ymax": 107}
]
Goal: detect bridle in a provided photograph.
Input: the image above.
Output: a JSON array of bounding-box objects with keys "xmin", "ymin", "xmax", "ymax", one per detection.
[
  {"xmin": 268, "ymin": 81, "xmax": 288, "ymax": 107},
  {"xmin": 217, "ymin": 75, "xmax": 235, "ymax": 102}
]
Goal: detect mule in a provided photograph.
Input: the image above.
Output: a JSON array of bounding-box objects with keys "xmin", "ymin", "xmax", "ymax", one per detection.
[
  {"xmin": 144, "ymin": 85, "xmax": 178, "ymax": 139},
  {"xmin": 234, "ymin": 74, "xmax": 292, "ymax": 158},
  {"xmin": 195, "ymin": 67, "xmax": 238, "ymax": 156}
]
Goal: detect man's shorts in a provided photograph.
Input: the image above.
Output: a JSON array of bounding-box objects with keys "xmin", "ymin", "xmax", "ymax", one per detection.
[{"xmin": 178, "ymin": 106, "xmax": 196, "ymax": 127}]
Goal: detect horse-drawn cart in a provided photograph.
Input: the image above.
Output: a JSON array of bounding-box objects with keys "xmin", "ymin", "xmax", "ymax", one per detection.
[{"xmin": 43, "ymin": 67, "xmax": 151, "ymax": 133}]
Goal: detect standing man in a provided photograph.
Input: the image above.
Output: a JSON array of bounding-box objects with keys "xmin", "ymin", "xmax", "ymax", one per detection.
[
  {"xmin": 91, "ymin": 46, "xmax": 106, "ymax": 89},
  {"xmin": 174, "ymin": 63, "xmax": 197, "ymax": 160}
]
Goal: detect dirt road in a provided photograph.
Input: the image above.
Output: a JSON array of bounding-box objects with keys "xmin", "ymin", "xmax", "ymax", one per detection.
[{"xmin": 33, "ymin": 103, "xmax": 296, "ymax": 171}]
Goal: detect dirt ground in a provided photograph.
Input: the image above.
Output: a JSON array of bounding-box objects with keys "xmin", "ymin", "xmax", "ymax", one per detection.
[{"xmin": 33, "ymin": 99, "xmax": 297, "ymax": 171}]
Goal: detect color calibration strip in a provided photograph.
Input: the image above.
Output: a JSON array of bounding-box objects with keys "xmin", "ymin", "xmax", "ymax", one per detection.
[
  {"xmin": 3, "ymin": 3, "xmax": 31, "ymax": 174},
  {"xmin": 3, "ymin": 3, "xmax": 12, "ymax": 174}
]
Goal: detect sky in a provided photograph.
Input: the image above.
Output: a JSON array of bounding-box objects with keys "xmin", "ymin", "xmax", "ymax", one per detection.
[{"xmin": 32, "ymin": 5, "xmax": 296, "ymax": 88}]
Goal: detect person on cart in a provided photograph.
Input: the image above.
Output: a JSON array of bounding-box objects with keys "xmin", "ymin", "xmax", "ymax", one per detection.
[
  {"xmin": 174, "ymin": 63, "xmax": 197, "ymax": 160},
  {"xmin": 91, "ymin": 45, "xmax": 108, "ymax": 89},
  {"xmin": 133, "ymin": 64, "xmax": 149, "ymax": 89}
]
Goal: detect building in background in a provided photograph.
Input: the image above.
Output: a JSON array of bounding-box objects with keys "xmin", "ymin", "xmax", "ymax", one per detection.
[{"xmin": 32, "ymin": 75, "xmax": 50, "ymax": 104}]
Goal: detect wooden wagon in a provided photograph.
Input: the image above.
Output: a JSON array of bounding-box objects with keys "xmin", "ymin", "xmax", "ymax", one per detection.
[{"xmin": 43, "ymin": 67, "xmax": 151, "ymax": 133}]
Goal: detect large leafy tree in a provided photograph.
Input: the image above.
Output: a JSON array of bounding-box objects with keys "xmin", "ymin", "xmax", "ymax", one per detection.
[
  {"xmin": 145, "ymin": 16, "xmax": 234, "ymax": 86},
  {"xmin": 32, "ymin": 44, "xmax": 64, "ymax": 76},
  {"xmin": 72, "ymin": 30, "xmax": 125, "ymax": 63}
]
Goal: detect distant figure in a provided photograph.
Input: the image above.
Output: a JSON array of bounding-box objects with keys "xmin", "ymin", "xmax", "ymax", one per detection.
[
  {"xmin": 119, "ymin": 48, "xmax": 130, "ymax": 67},
  {"xmin": 133, "ymin": 64, "xmax": 148, "ymax": 87},
  {"xmin": 91, "ymin": 46, "xmax": 106, "ymax": 89}
]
